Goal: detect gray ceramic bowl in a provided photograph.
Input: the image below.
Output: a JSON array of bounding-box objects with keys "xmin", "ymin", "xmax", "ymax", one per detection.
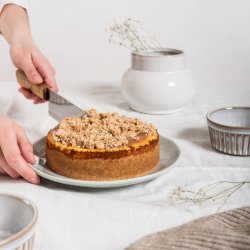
[
  {"xmin": 0, "ymin": 194, "xmax": 38, "ymax": 250},
  {"xmin": 207, "ymin": 107, "xmax": 250, "ymax": 156}
]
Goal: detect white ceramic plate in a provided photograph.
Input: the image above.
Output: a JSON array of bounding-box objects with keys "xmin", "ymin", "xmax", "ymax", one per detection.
[{"xmin": 33, "ymin": 136, "xmax": 180, "ymax": 188}]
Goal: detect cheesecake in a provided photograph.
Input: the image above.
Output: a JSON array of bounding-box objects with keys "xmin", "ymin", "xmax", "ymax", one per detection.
[{"xmin": 46, "ymin": 109, "xmax": 159, "ymax": 181}]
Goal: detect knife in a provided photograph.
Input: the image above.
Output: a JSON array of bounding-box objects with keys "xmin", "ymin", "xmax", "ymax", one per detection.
[{"xmin": 16, "ymin": 70, "xmax": 87, "ymax": 121}]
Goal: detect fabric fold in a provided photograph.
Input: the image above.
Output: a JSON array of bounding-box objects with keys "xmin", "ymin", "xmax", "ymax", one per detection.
[{"xmin": 126, "ymin": 206, "xmax": 250, "ymax": 250}]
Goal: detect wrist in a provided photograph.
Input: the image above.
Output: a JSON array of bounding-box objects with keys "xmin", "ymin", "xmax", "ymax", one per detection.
[{"xmin": 0, "ymin": 4, "xmax": 32, "ymax": 45}]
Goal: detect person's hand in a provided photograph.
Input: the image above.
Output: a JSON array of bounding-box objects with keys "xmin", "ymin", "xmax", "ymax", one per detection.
[
  {"xmin": 10, "ymin": 40, "xmax": 58, "ymax": 103},
  {"xmin": 0, "ymin": 116, "xmax": 40, "ymax": 184},
  {"xmin": 0, "ymin": 4, "xmax": 58, "ymax": 103}
]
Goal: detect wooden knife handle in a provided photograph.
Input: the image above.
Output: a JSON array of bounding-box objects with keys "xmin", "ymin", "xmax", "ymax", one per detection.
[{"xmin": 16, "ymin": 70, "xmax": 49, "ymax": 100}]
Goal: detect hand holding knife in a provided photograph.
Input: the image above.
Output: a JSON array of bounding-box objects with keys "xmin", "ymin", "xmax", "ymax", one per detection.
[{"xmin": 16, "ymin": 70, "xmax": 86, "ymax": 121}]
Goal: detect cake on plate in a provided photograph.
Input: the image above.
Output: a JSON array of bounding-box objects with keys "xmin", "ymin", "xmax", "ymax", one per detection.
[{"xmin": 46, "ymin": 109, "xmax": 159, "ymax": 181}]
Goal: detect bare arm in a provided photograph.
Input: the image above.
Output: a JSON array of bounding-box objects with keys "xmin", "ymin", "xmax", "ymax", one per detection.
[
  {"xmin": 0, "ymin": 4, "xmax": 58, "ymax": 102},
  {"xmin": 0, "ymin": 4, "xmax": 58, "ymax": 184}
]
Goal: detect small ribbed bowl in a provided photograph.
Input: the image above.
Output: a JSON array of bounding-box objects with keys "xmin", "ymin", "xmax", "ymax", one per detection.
[
  {"xmin": 207, "ymin": 107, "xmax": 250, "ymax": 156},
  {"xmin": 0, "ymin": 194, "xmax": 38, "ymax": 250}
]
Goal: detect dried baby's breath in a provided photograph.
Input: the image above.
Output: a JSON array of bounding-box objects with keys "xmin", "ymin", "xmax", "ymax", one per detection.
[
  {"xmin": 107, "ymin": 18, "xmax": 162, "ymax": 54},
  {"xmin": 172, "ymin": 181, "xmax": 250, "ymax": 212}
]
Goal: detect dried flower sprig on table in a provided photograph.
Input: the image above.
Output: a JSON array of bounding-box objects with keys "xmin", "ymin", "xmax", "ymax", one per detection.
[
  {"xmin": 107, "ymin": 18, "xmax": 162, "ymax": 54},
  {"xmin": 172, "ymin": 181, "xmax": 250, "ymax": 212}
]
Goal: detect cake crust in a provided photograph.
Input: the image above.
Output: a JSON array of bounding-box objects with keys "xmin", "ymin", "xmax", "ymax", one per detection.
[
  {"xmin": 46, "ymin": 135, "xmax": 159, "ymax": 181},
  {"xmin": 46, "ymin": 133, "xmax": 159, "ymax": 180}
]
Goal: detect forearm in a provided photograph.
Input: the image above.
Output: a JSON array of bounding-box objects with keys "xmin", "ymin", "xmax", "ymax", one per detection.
[
  {"xmin": 0, "ymin": 4, "xmax": 32, "ymax": 45},
  {"xmin": 0, "ymin": 2, "xmax": 58, "ymax": 90}
]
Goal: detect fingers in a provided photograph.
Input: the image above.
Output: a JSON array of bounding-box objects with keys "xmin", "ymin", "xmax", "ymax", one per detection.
[
  {"xmin": 16, "ymin": 54, "xmax": 43, "ymax": 84},
  {"xmin": 0, "ymin": 126, "xmax": 40, "ymax": 184},
  {"xmin": 16, "ymin": 125, "xmax": 36, "ymax": 164},
  {"xmin": 10, "ymin": 42, "xmax": 58, "ymax": 90},
  {"xmin": 0, "ymin": 165, "xmax": 6, "ymax": 175},
  {"xmin": 0, "ymin": 150, "xmax": 20, "ymax": 178},
  {"xmin": 18, "ymin": 87, "xmax": 45, "ymax": 104},
  {"xmin": 32, "ymin": 52, "xmax": 58, "ymax": 92}
]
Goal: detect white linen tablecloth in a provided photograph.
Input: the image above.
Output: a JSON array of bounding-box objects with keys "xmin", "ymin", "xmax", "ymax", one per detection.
[{"xmin": 0, "ymin": 80, "xmax": 250, "ymax": 250}]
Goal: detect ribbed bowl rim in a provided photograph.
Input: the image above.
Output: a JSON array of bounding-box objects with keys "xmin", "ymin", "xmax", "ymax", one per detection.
[
  {"xmin": 206, "ymin": 107, "xmax": 250, "ymax": 130},
  {"xmin": 0, "ymin": 194, "xmax": 38, "ymax": 247}
]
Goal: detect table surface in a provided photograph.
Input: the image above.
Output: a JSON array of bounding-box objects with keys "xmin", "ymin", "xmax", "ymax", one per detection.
[{"xmin": 0, "ymin": 80, "xmax": 250, "ymax": 250}]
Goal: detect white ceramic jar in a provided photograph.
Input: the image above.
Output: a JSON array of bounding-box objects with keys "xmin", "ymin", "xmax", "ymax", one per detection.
[{"xmin": 121, "ymin": 49, "xmax": 195, "ymax": 114}]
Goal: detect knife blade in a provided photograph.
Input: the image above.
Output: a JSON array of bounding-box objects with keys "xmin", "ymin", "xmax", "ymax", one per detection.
[{"xmin": 16, "ymin": 70, "xmax": 87, "ymax": 121}]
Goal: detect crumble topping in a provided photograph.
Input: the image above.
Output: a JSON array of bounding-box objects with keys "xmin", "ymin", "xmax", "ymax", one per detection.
[{"xmin": 51, "ymin": 109, "xmax": 157, "ymax": 149}]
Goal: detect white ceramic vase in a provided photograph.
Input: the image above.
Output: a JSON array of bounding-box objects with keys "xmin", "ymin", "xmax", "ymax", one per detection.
[{"xmin": 121, "ymin": 49, "xmax": 195, "ymax": 114}]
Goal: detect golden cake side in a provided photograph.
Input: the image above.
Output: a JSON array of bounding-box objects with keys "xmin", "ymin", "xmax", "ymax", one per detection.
[{"xmin": 46, "ymin": 132, "xmax": 159, "ymax": 180}]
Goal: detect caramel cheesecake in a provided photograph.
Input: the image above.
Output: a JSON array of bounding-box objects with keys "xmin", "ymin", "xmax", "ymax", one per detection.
[{"xmin": 46, "ymin": 109, "xmax": 159, "ymax": 181}]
